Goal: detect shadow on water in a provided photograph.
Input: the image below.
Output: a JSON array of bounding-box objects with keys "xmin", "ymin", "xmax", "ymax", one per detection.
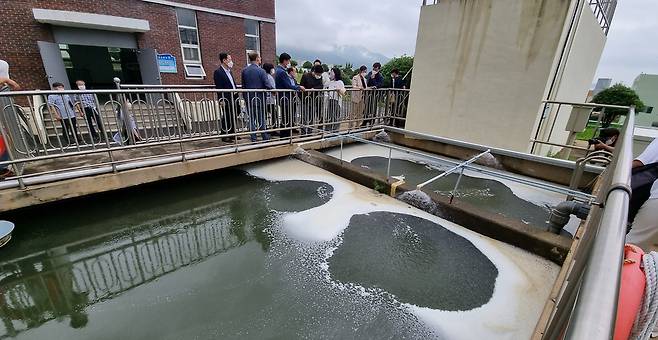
[
  {"xmin": 329, "ymin": 211, "xmax": 497, "ymax": 311},
  {"xmin": 0, "ymin": 169, "xmax": 334, "ymax": 339},
  {"xmin": 352, "ymin": 156, "xmax": 551, "ymax": 227}
]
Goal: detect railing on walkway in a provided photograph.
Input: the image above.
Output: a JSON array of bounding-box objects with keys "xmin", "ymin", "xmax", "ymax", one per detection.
[
  {"xmin": 589, "ymin": 0, "xmax": 617, "ymax": 34},
  {"xmin": 533, "ymin": 105, "xmax": 634, "ymax": 339},
  {"xmin": 0, "ymin": 87, "xmax": 409, "ymax": 190},
  {"xmin": 531, "ymin": 100, "xmax": 630, "ymax": 159}
]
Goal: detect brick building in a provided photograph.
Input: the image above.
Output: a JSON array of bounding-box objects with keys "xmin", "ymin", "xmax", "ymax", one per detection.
[{"xmin": 0, "ymin": 0, "xmax": 276, "ymax": 90}]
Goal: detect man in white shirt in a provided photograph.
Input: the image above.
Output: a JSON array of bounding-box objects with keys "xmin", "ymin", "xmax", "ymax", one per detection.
[{"xmin": 627, "ymin": 138, "xmax": 658, "ymax": 250}]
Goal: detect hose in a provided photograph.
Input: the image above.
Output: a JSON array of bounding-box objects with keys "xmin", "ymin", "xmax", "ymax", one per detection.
[{"xmin": 632, "ymin": 252, "xmax": 658, "ymax": 339}]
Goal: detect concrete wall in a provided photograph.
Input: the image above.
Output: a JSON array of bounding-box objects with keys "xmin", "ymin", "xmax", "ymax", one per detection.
[
  {"xmin": 535, "ymin": 6, "xmax": 607, "ymax": 156},
  {"xmin": 633, "ymin": 74, "xmax": 658, "ymax": 127},
  {"xmin": 406, "ymin": 0, "xmax": 571, "ymax": 152}
]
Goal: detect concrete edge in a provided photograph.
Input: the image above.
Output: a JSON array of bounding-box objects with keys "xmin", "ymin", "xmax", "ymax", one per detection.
[{"xmin": 0, "ymin": 144, "xmax": 295, "ymax": 213}]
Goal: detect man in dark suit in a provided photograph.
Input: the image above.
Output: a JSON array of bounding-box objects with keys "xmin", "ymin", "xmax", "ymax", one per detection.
[
  {"xmin": 241, "ymin": 52, "xmax": 273, "ymax": 142},
  {"xmin": 213, "ymin": 53, "xmax": 238, "ymax": 142},
  {"xmin": 274, "ymin": 53, "xmax": 304, "ymax": 138}
]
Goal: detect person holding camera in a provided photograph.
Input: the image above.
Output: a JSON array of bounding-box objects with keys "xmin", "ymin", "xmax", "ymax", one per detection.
[{"xmin": 589, "ymin": 128, "xmax": 620, "ymax": 153}]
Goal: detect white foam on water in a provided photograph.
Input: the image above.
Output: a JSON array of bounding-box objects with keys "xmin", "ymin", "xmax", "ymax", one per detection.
[{"xmin": 245, "ymin": 158, "xmax": 560, "ymax": 340}]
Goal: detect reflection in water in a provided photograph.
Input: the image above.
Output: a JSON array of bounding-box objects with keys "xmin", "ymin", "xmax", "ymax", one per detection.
[
  {"xmin": 352, "ymin": 157, "xmax": 551, "ymax": 227},
  {"xmin": 0, "ymin": 199, "xmax": 244, "ymax": 338},
  {"xmin": 0, "ymin": 172, "xmax": 333, "ymax": 339}
]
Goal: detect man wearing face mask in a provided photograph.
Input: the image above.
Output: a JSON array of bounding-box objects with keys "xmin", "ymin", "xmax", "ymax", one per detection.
[
  {"xmin": 351, "ymin": 65, "xmax": 368, "ymax": 128},
  {"xmin": 362, "ymin": 62, "xmax": 384, "ymax": 127},
  {"xmin": 214, "ymin": 53, "xmax": 239, "ymax": 142},
  {"xmin": 275, "ymin": 53, "xmax": 304, "ymax": 138},
  {"xmin": 74, "ymin": 80, "xmax": 104, "ymax": 143},
  {"xmin": 300, "ymin": 65, "xmax": 325, "ymax": 134}
]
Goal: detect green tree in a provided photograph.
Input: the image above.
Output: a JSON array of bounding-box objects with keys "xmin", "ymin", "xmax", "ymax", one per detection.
[
  {"xmin": 592, "ymin": 83, "xmax": 645, "ymax": 127},
  {"xmin": 381, "ymin": 55, "xmax": 414, "ymax": 88},
  {"xmin": 336, "ymin": 63, "xmax": 354, "ymax": 86},
  {"xmin": 291, "ymin": 59, "xmax": 299, "ymax": 68},
  {"xmin": 321, "ymin": 63, "xmax": 329, "ymax": 73},
  {"xmin": 302, "ymin": 61, "xmax": 313, "ymax": 70}
]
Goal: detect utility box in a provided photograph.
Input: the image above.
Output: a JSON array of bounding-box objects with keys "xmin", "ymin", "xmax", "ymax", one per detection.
[{"xmin": 565, "ymin": 106, "xmax": 593, "ymax": 132}]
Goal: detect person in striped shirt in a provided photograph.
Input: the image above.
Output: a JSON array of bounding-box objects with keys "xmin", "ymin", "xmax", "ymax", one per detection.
[{"xmin": 75, "ymin": 80, "xmax": 105, "ymax": 143}]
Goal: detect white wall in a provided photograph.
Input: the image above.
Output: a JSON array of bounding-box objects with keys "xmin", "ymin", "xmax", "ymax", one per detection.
[
  {"xmin": 406, "ymin": 0, "xmax": 571, "ymax": 152},
  {"xmin": 535, "ymin": 6, "xmax": 607, "ymax": 156}
]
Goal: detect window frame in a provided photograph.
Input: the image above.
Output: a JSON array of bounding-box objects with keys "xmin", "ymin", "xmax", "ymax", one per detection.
[
  {"xmin": 244, "ymin": 19, "xmax": 261, "ymax": 65},
  {"xmin": 176, "ymin": 9, "xmax": 205, "ymax": 79}
]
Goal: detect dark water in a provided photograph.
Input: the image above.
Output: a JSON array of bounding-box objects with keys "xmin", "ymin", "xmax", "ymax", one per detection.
[
  {"xmin": 352, "ymin": 157, "xmax": 551, "ymax": 227},
  {"xmin": 329, "ymin": 212, "xmax": 497, "ymax": 311},
  {"xmin": 0, "ymin": 167, "xmax": 498, "ymax": 339}
]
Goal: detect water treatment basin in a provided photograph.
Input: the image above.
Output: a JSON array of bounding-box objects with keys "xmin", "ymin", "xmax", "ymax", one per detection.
[{"xmin": 0, "ymin": 155, "xmax": 561, "ymax": 340}]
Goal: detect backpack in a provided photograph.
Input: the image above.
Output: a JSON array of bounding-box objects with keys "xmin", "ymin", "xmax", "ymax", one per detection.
[{"xmin": 628, "ymin": 162, "xmax": 658, "ymax": 223}]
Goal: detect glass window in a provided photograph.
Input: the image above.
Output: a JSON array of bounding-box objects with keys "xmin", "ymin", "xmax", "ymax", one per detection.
[
  {"xmin": 183, "ymin": 47, "xmax": 200, "ymax": 62},
  {"xmin": 244, "ymin": 19, "xmax": 260, "ymax": 62},
  {"xmin": 179, "ymin": 28, "xmax": 199, "ymax": 45},
  {"xmin": 245, "ymin": 36, "xmax": 259, "ymax": 51},
  {"xmin": 244, "ymin": 19, "xmax": 259, "ymax": 36},
  {"xmin": 177, "ymin": 9, "xmax": 203, "ymax": 68},
  {"xmin": 176, "ymin": 8, "xmax": 197, "ymax": 27},
  {"xmin": 184, "ymin": 64, "xmax": 206, "ymax": 78}
]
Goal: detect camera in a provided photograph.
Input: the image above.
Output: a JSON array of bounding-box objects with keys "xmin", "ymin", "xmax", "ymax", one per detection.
[{"xmin": 588, "ymin": 138, "xmax": 603, "ymax": 146}]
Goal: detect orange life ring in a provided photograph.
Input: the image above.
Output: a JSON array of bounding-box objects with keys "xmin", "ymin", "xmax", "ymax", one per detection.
[
  {"xmin": 0, "ymin": 136, "xmax": 5, "ymax": 156},
  {"xmin": 615, "ymin": 244, "xmax": 646, "ymax": 340}
]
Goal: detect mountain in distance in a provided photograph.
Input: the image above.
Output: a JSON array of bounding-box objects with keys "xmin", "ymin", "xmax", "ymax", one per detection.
[{"xmin": 277, "ymin": 44, "xmax": 391, "ymax": 68}]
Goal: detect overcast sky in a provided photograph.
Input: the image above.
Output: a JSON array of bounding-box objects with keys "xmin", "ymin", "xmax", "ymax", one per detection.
[
  {"xmin": 276, "ymin": 0, "xmax": 657, "ymax": 86},
  {"xmin": 275, "ymin": 0, "xmax": 421, "ymax": 58}
]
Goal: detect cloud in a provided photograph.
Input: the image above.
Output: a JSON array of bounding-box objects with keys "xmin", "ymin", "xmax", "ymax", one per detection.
[
  {"xmin": 594, "ymin": 0, "xmax": 658, "ymax": 85},
  {"xmin": 275, "ymin": 0, "xmax": 421, "ymax": 58},
  {"xmin": 275, "ymin": 0, "xmax": 657, "ymax": 86}
]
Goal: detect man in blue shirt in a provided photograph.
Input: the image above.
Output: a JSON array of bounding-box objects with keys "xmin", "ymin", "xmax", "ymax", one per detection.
[
  {"xmin": 241, "ymin": 52, "xmax": 273, "ymax": 142},
  {"xmin": 274, "ymin": 53, "xmax": 305, "ymax": 138},
  {"xmin": 47, "ymin": 82, "xmax": 82, "ymax": 146},
  {"xmin": 75, "ymin": 80, "xmax": 105, "ymax": 143}
]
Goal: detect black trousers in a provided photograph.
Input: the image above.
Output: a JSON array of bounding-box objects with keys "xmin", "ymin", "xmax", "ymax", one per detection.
[
  {"xmin": 84, "ymin": 107, "xmax": 105, "ymax": 140},
  {"xmin": 219, "ymin": 95, "xmax": 238, "ymax": 135},
  {"xmin": 60, "ymin": 118, "xmax": 80, "ymax": 145}
]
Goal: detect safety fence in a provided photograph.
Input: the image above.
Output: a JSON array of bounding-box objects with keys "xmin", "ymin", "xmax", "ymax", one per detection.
[
  {"xmin": 533, "ymin": 105, "xmax": 634, "ymax": 339},
  {"xmin": 0, "ymin": 87, "xmax": 409, "ymax": 189}
]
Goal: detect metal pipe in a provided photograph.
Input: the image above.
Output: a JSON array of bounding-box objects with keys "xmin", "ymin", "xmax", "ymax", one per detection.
[
  {"xmin": 320, "ymin": 129, "xmax": 593, "ymax": 200},
  {"xmin": 384, "ymin": 126, "xmax": 604, "ymax": 174},
  {"xmin": 416, "ymin": 149, "xmax": 491, "ymax": 189},
  {"xmin": 565, "ymin": 107, "xmax": 634, "ymax": 339},
  {"xmin": 546, "ymin": 200, "xmax": 591, "ymax": 234}
]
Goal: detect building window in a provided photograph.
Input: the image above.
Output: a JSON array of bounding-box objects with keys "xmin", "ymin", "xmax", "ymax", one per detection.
[
  {"xmin": 244, "ymin": 19, "xmax": 260, "ymax": 62},
  {"xmin": 176, "ymin": 8, "xmax": 205, "ymax": 79}
]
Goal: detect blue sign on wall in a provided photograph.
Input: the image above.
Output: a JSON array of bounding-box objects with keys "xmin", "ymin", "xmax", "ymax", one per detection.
[{"xmin": 157, "ymin": 54, "xmax": 177, "ymax": 74}]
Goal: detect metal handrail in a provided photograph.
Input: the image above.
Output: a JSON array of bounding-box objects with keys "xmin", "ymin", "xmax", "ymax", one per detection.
[
  {"xmin": 564, "ymin": 107, "xmax": 634, "ymax": 338},
  {"xmin": 416, "ymin": 149, "xmax": 491, "ymax": 189},
  {"xmin": 311, "ymin": 130, "xmax": 595, "ymax": 201}
]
